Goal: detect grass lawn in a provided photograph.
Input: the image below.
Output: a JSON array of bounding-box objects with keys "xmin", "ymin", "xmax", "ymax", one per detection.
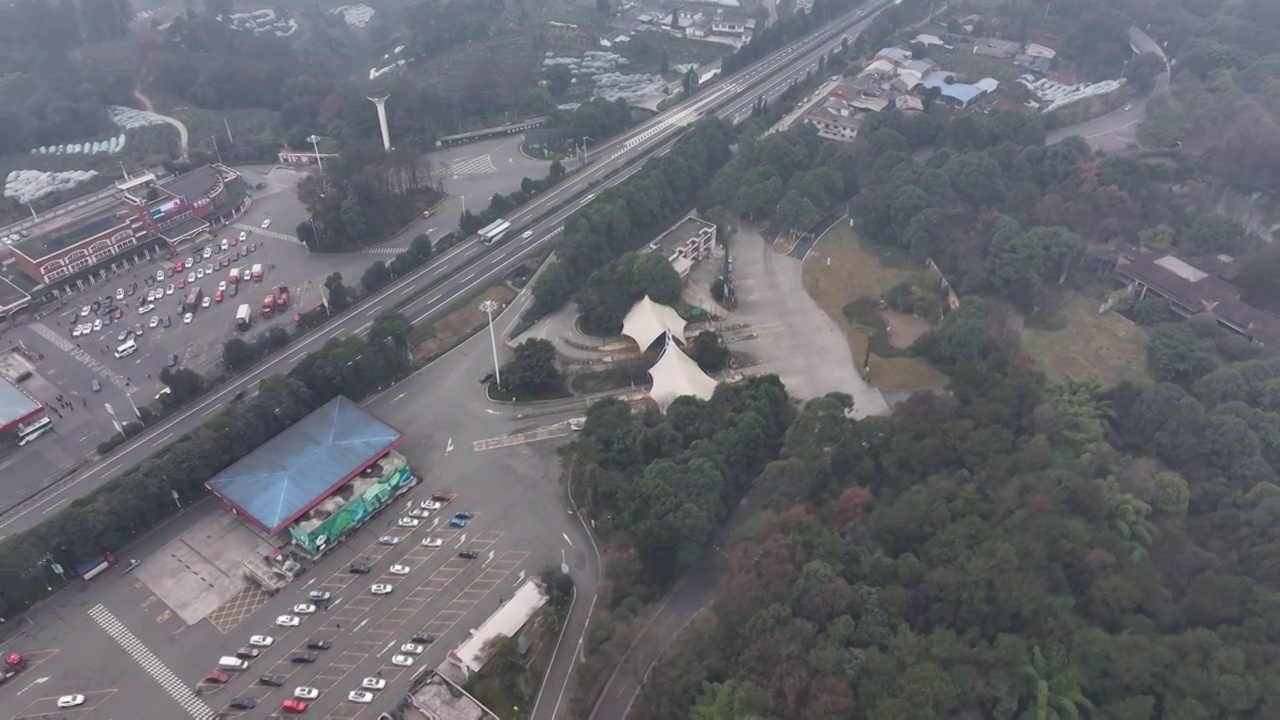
[
  {"xmin": 174, "ymin": 107, "xmax": 281, "ymax": 158},
  {"xmin": 409, "ymin": 285, "xmax": 517, "ymax": 364},
  {"xmin": 1021, "ymin": 292, "xmax": 1150, "ymax": 384},
  {"xmin": 802, "ymin": 223, "xmax": 949, "ymax": 389}
]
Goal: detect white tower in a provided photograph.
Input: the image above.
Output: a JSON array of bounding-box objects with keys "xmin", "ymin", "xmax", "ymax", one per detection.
[{"xmin": 368, "ymin": 95, "xmax": 392, "ymax": 152}]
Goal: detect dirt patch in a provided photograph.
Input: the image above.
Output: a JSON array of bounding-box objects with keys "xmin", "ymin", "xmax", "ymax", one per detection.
[
  {"xmin": 879, "ymin": 309, "xmax": 933, "ymax": 350},
  {"xmin": 1021, "ymin": 291, "xmax": 1149, "ymax": 384},
  {"xmin": 803, "ymin": 224, "xmax": 948, "ymax": 389},
  {"xmin": 409, "ymin": 285, "xmax": 517, "ymax": 364}
]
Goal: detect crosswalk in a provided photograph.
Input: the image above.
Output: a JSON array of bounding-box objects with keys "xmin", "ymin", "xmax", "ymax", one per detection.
[
  {"xmin": 232, "ymin": 223, "xmax": 306, "ymax": 246},
  {"xmin": 361, "ymin": 247, "xmax": 408, "ymax": 255},
  {"xmin": 449, "ymin": 155, "xmax": 497, "ymax": 175},
  {"xmin": 88, "ymin": 604, "xmax": 216, "ymax": 720},
  {"xmin": 29, "ymin": 321, "xmax": 137, "ymax": 394}
]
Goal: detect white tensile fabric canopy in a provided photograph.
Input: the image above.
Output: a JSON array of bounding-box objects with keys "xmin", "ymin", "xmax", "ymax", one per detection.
[
  {"xmin": 648, "ymin": 335, "xmax": 718, "ymax": 411},
  {"xmin": 622, "ymin": 296, "xmax": 687, "ymax": 350}
]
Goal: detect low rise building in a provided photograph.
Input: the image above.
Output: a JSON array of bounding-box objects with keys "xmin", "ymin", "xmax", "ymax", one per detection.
[
  {"xmin": 875, "ymin": 47, "xmax": 912, "ymax": 65},
  {"xmin": 1022, "ymin": 42, "xmax": 1057, "ymax": 60},
  {"xmin": 711, "ymin": 13, "xmax": 755, "ymax": 37},
  {"xmin": 647, "ymin": 215, "xmax": 717, "ymax": 279},
  {"xmin": 973, "ymin": 37, "xmax": 1021, "ymax": 58}
]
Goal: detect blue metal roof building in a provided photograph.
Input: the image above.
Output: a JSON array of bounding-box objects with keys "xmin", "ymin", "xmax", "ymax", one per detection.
[
  {"xmin": 206, "ymin": 396, "xmax": 404, "ymax": 535},
  {"xmin": 920, "ymin": 72, "xmax": 986, "ymax": 107}
]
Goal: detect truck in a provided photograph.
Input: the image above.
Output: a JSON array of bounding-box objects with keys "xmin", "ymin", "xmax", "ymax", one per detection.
[
  {"xmin": 183, "ymin": 287, "xmax": 203, "ymax": 314},
  {"xmin": 275, "ymin": 285, "xmax": 290, "ymax": 309},
  {"xmin": 251, "ymin": 263, "xmax": 264, "ymax": 281},
  {"xmin": 228, "ymin": 267, "xmax": 241, "ymax": 284},
  {"xmin": 235, "ymin": 304, "xmax": 252, "ymax": 330},
  {"xmin": 261, "ymin": 294, "xmax": 275, "ymax": 317}
]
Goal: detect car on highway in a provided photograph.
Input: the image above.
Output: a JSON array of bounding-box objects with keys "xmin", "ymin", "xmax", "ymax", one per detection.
[
  {"xmin": 57, "ymin": 695, "xmax": 85, "ymax": 708},
  {"xmin": 453, "ymin": 511, "xmax": 475, "ymax": 520},
  {"xmin": 291, "ymin": 652, "xmax": 318, "ymax": 664},
  {"xmin": 450, "ymin": 517, "xmax": 469, "ymax": 528},
  {"xmin": 260, "ymin": 674, "xmax": 287, "ymax": 686},
  {"xmin": 370, "ymin": 583, "xmax": 394, "ymax": 595},
  {"xmin": 349, "ymin": 690, "xmax": 374, "ymax": 703},
  {"xmin": 397, "ymin": 517, "xmax": 420, "ymax": 528},
  {"xmin": 391, "ymin": 654, "xmax": 414, "ymax": 667},
  {"xmin": 249, "ymin": 635, "xmax": 274, "ymax": 647},
  {"xmin": 183, "ymin": 312, "xmax": 194, "ymax": 324},
  {"xmin": 230, "ymin": 697, "xmax": 257, "ymax": 710},
  {"xmin": 292, "ymin": 603, "xmax": 317, "ymax": 614},
  {"xmin": 149, "ymin": 315, "xmax": 160, "ymax": 329},
  {"xmin": 306, "ymin": 639, "xmax": 331, "ymax": 650},
  {"xmin": 349, "ymin": 562, "xmax": 372, "ymax": 574},
  {"xmin": 293, "ymin": 686, "xmax": 319, "ymax": 699},
  {"xmin": 399, "ymin": 643, "xmax": 425, "ymax": 655},
  {"xmin": 276, "ymin": 615, "xmax": 301, "ymax": 627},
  {"xmin": 521, "ymin": 230, "xmax": 534, "ymax": 240},
  {"xmin": 459, "ymin": 549, "xmax": 479, "ymax": 559},
  {"xmin": 261, "ymin": 219, "xmax": 272, "ymax": 228},
  {"xmin": 407, "ymin": 507, "xmax": 431, "ymax": 519},
  {"xmin": 377, "ymin": 535, "xmax": 401, "ymax": 545},
  {"xmin": 362, "ymin": 677, "xmax": 386, "ymax": 690},
  {"xmin": 308, "ymin": 590, "xmax": 331, "ymax": 602},
  {"xmin": 282, "ymin": 698, "xmax": 308, "ymax": 713},
  {"xmin": 389, "ymin": 564, "xmax": 410, "ymax": 575},
  {"xmin": 422, "ymin": 537, "xmax": 443, "ymax": 547},
  {"xmin": 419, "ymin": 500, "xmax": 443, "ymax": 510}
]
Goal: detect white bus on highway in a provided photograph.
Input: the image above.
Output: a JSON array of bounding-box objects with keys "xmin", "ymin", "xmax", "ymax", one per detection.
[
  {"xmin": 16, "ymin": 416, "xmax": 53, "ymax": 446},
  {"xmin": 478, "ymin": 219, "xmax": 512, "ymax": 246}
]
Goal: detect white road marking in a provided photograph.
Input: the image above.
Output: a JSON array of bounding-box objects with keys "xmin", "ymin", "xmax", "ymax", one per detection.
[
  {"xmin": 562, "ymin": 533, "xmax": 574, "ymax": 548},
  {"xmin": 88, "ymin": 604, "xmax": 215, "ymax": 719}
]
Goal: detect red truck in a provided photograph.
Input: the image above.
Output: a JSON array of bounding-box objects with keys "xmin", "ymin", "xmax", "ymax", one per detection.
[
  {"xmin": 275, "ymin": 285, "xmax": 290, "ymax": 309},
  {"xmin": 262, "ymin": 294, "xmax": 275, "ymax": 318}
]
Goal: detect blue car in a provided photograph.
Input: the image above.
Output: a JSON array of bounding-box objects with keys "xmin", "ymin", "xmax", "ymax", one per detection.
[
  {"xmin": 449, "ymin": 518, "xmax": 468, "ymax": 528},
  {"xmin": 91, "ymin": 378, "xmax": 102, "ymax": 393}
]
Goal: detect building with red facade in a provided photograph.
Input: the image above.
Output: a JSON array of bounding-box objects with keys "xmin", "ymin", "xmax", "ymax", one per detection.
[{"xmin": 10, "ymin": 164, "xmax": 248, "ymax": 287}]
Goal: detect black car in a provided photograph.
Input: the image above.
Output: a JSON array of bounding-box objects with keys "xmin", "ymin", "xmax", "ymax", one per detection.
[
  {"xmin": 479, "ymin": 371, "xmax": 494, "ymax": 385},
  {"xmin": 291, "ymin": 652, "xmax": 318, "ymax": 664},
  {"xmin": 350, "ymin": 562, "xmax": 372, "ymax": 574},
  {"xmin": 306, "ymin": 639, "xmax": 331, "ymax": 650},
  {"xmin": 260, "ymin": 674, "xmax": 286, "ymax": 686},
  {"xmin": 453, "ymin": 511, "xmax": 475, "ymax": 520},
  {"xmin": 459, "ymin": 549, "xmax": 479, "ymax": 559},
  {"xmin": 411, "ymin": 634, "xmax": 436, "ymax": 645},
  {"xmin": 230, "ymin": 697, "xmax": 257, "ymax": 709}
]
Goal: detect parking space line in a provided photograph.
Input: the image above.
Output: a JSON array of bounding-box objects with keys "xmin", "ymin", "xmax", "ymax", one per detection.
[{"xmin": 13, "ymin": 688, "xmax": 117, "ymax": 720}]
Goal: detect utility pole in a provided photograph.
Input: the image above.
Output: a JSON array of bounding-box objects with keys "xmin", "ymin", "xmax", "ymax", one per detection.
[
  {"xmin": 479, "ymin": 299, "xmax": 504, "ymax": 387},
  {"xmin": 308, "ymin": 135, "xmax": 325, "ymax": 174}
]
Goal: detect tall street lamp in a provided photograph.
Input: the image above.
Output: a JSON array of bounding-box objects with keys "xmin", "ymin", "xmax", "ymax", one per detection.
[
  {"xmin": 307, "ymin": 135, "xmax": 324, "ymax": 174},
  {"xmin": 479, "ymin": 299, "xmax": 504, "ymax": 388}
]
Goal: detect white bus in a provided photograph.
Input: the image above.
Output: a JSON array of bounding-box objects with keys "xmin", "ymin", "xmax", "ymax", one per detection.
[
  {"xmin": 478, "ymin": 219, "xmax": 512, "ymax": 246},
  {"xmin": 16, "ymin": 416, "xmax": 53, "ymax": 446}
]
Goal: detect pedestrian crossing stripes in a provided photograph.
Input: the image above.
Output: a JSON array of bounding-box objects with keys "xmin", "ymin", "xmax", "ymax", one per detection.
[
  {"xmin": 29, "ymin": 321, "xmax": 138, "ymax": 394},
  {"xmin": 88, "ymin": 604, "xmax": 216, "ymax": 720},
  {"xmin": 361, "ymin": 247, "xmax": 408, "ymax": 255},
  {"xmin": 449, "ymin": 155, "xmax": 497, "ymax": 175},
  {"xmin": 231, "ymin": 223, "xmax": 306, "ymax": 246}
]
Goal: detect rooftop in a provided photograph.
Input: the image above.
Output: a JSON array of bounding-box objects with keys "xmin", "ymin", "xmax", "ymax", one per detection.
[
  {"xmin": 400, "ymin": 672, "xmax": 498, "ymax": 720},
  {"xmin": 0, "ymin": 276, "xmax": 31, "ymax": 311},
  {"xmin": 0, "ymin": 379, "xmax": 42, "ymax": 431},
  {"xmin": 205, "ymin": 396, "xmax": 403, "ymax": 535},
  {"xmin": 651, "ymin": 216, "xmax": 715, "ymax": 255},
  {"xmin": 159, "ymin": 165, "xmax": 225, "ymax": 201},
  {"xmin": 454, "ymin": 579, "xmax": 548, "ymax": 674},
  {"xmin": 15, "ymin": 211, "xmax": 127, "ymax": 260},
  {"xmin": 160, "ymin": 217, "xmax": 210, "ymax": 242}
]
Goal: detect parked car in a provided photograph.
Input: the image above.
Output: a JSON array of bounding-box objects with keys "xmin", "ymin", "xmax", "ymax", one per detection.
[
  {"xmin": 306, "ymin": 638, "xmax": 331, "ymax": 650},
  {"xmin": 292, "ymin": 603, "xmax": 317, "ymax": 614},
  {"xmin": 449, "ymin": 518, "xmax": 469, "ymax": 528},
  {"xmin": 260, "ymin": 674, "xmax": 287, "ymax": 686},
  {"xmin": 453, "ymin": 511, "xmax": 475, "ymax": 520},
  {"xmin": 308, "ymin": 591, "xmax": 331, "ymax": 602},
  {"xmin": 362, "ymin": 677, "xmax": 386, "ymax": 690},
  {"xmin": 229, "ymin": 697, "xmax": 257, "ymax": 709},
  {"xmin": 459, "ymin": 549, "xmax": 479, "ymax": 559},
  {"xmin": 276, "ymin": 615, "xmax": 300, "ymax": 627},
  {"xmin": 399, "ymin": 643, "xmax": 425, "ymax": 655},
  {"xmin": 249, "ymin": 635, "xmax": 274, "ymax": 647},
  {"xmin": 57, "ymin": 695, "xmax": 86, "ymax": 708},
  {"xmin": 282, "ymin": 698, "xmax": 308, "ymax": 713},
  {"xmin": 370, "ymin": 583, "xmax": 394, "ymax": 595},
  {"xmin": 397, "ymin": 517, "xmax": 420, "ymax": 528},
  {"xmin": 389, "ymin": 564, "xmax": 410, "ymax": 575},
  {"xmin": 391, "ymin": 654, "xmax": 414, "ymax": 667},
  {"xmin": 408, "ymin": 508, "xmax": 431, "ymax": 518},
  {"xmin": 234, "ymin": 647, "xmax": 261, "ymax": 659},
  {"xmin": 293, "ymin": 686, "xmax": 319, "ymax": 699},
  {"xmin": 419, "ymin": 500, "xmax": 443, "ymax": 510},
  {"xmin": 204, "ymin": 672, "xmax": 231, "ymax": 684},
  {"xmin": 349, "ymin": 562, "xmax": 372, "ymax": 574},
  {"xmin": 411, "ymin": 633, "xmax": 437, "ymax": 645},
  {"xmin": 422, "ymin": 537, "xmax": 443, "ymax": 547},
  {"xmin": 291, "ymin": 652, "xmax": 318, "ymax": 664},
  {"xmin": 378, "ymin": 535, "xmax": 401, "ymax": 545},
  {"xmin": 349, "ymin": 690, "xmax": 374, "ymax": 703}
]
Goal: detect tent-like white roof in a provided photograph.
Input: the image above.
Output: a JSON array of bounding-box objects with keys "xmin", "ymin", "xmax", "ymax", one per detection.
[
  {"xmin": 622, "ymin": 296, "xmax": 687, "ymax": 351},
  {"xmin": 648, "ymin": 335, "xmax": 718, "ymax": 411}
]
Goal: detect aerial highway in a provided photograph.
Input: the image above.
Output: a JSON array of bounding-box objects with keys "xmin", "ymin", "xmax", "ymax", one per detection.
[{"xmin": 0, "ymin": 0, "xmax": 893, "ymax": 539}]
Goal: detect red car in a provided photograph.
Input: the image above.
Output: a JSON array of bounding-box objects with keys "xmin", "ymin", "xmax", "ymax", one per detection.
[
  {"xmin": 214, "ymin": 290, "xmax": 224, "ymax": 303},
  {"xmin": 174, "ymin": 261, "xmax": 185, "ymax": 272},
  {"xmin": 204, "ymin": 672, "xmax": 231, "ymax": 684},
  {"xmin": 282, "ymin": 698, "xmax": 308, "ymax": 713}
]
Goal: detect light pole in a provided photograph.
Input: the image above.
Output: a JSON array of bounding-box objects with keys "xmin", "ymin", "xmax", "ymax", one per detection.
[
  {"xmin": 307, "ymin": 135, "xmax": 324, "ymax": 174},
  {"xmin": 479, "ymin": 299, "xmax": 503, "ymax": 387}
]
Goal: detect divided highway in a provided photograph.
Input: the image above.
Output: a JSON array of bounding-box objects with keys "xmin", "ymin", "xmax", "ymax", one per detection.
[{"xmin": 0, "ymin": 0, "xmax": 890, "ymax": 540}]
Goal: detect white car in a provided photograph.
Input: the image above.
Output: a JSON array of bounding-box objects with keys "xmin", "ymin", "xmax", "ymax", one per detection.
[
  {"xmin": 137, "ymin": 303, "xmax": 155, "ymax": 314},
  {"xmin": 407, "ymin": 508, "xmax": 431, "ymax": 519},
  {"xmin": 156, "ymin": 270, "xmax": 165, "ymax": 282},
  {"xmin": 166, "ymin": 283, "xmax": 175, "ymax": 295},
  {"xmin": 149, "ymin": 315, "xmax": 160, "ymax": 329},
  {"xmin": 189, "ymin": 270, "xmax": 198, "ymax": 281},
  {"xmin": 399, "ymin": 643, "xmax": 424, "ymax": 655},
  {"xmin": 183, "ymin": 312, "xmax": 194, "ymax": 324},
  {"xmin": 221, "ymin": 238, "xmax": 229, "ymax": 251},
  {"xmin": 390, "ymin": 654, "xmax": 414, "ymax": 667},
  {"xmin": 93, "ymin": 318, "xmax": 103, "ymax": 332},
  {"xmin": 145, "ymin": 289, "xmax": 156, "ymax": 302},
  {"xmin": 71, "ymin": 325, "xmax": 82, "ymax": 338},
  {"xmin": 201, "ymin": 295, "xmax": 212, "ymax": 309},
  {"xmin": 361, "ymin": 677, "xmax": 386, "ymax": 690},
  {"xmin": 80, "ymin": 305, "xmax": 90, "ymax": 316},
  {"xmin": 349, "ymin": 690, "xmax": 374, "ymax": 703},
  {"xmin": 377, "ymin": 535, "xmax": 401, "ymax": 545},
  {"xmin": 292, "ymin": 603, "xmax": 317, "ymax": 614},
  {"xmin": 57, "ymin": 695, "xmax": 86, "ymax": 708},
  {"xmin": 276, "ymin": 615, "xmax": 301, "ymax": 627},
  {"xmin": 196, "ymin": 268, "xmax": 205, "ymax": 279},
  {"xmin": 397, "ymin": 517, "xmax": 420, "ymax": 528},
  {"xmin": 185, "ymin": 256, "xmax": 194, "ymax": 267},
  {"xmin": 249, "ymin": 635, "xmax": 274, "ymax": 647},
  {"xmin": 294, "ymin": 686, "xmax": 320, "ymax": 700},
  {"xmin": 202, "ymin": 247, "xmax": 212, "ymax": 259},
  {"xmin": 239, "ymin": 231, "xmax": 248, "ymax": 241},
  {"xmin": 370, "ymin": 583, "xmax": 394, "ymax": 595},
  {"xmin": 115, "ymin": 288, "xmax": 125, "ymax": 300},
  {"xmin": 389, "ymin": 564, "xmax": 410, "ymax": 576},
  {"xmin": 218, "ymin": 280, "xmax": 227, "ymax": 292},
  {"xmin": 261, "ymin": 219, "xmax": 272, "ymax": 228},
  {"xmin": 419, "ymin": 500, "xmax": 442, "ymax": 510},
  {"xmin": 521, "ymin": 230, "xmax": 534, "ymax": 240},
  {"xmin": 422, "ymin": 537, "xmax": 443, "ymax": 548}
]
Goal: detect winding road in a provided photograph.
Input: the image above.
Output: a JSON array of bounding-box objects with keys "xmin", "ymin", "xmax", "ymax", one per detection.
[{"xmin": 133, "ymin": 86, "xmax": 190, "ymax": 162}]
